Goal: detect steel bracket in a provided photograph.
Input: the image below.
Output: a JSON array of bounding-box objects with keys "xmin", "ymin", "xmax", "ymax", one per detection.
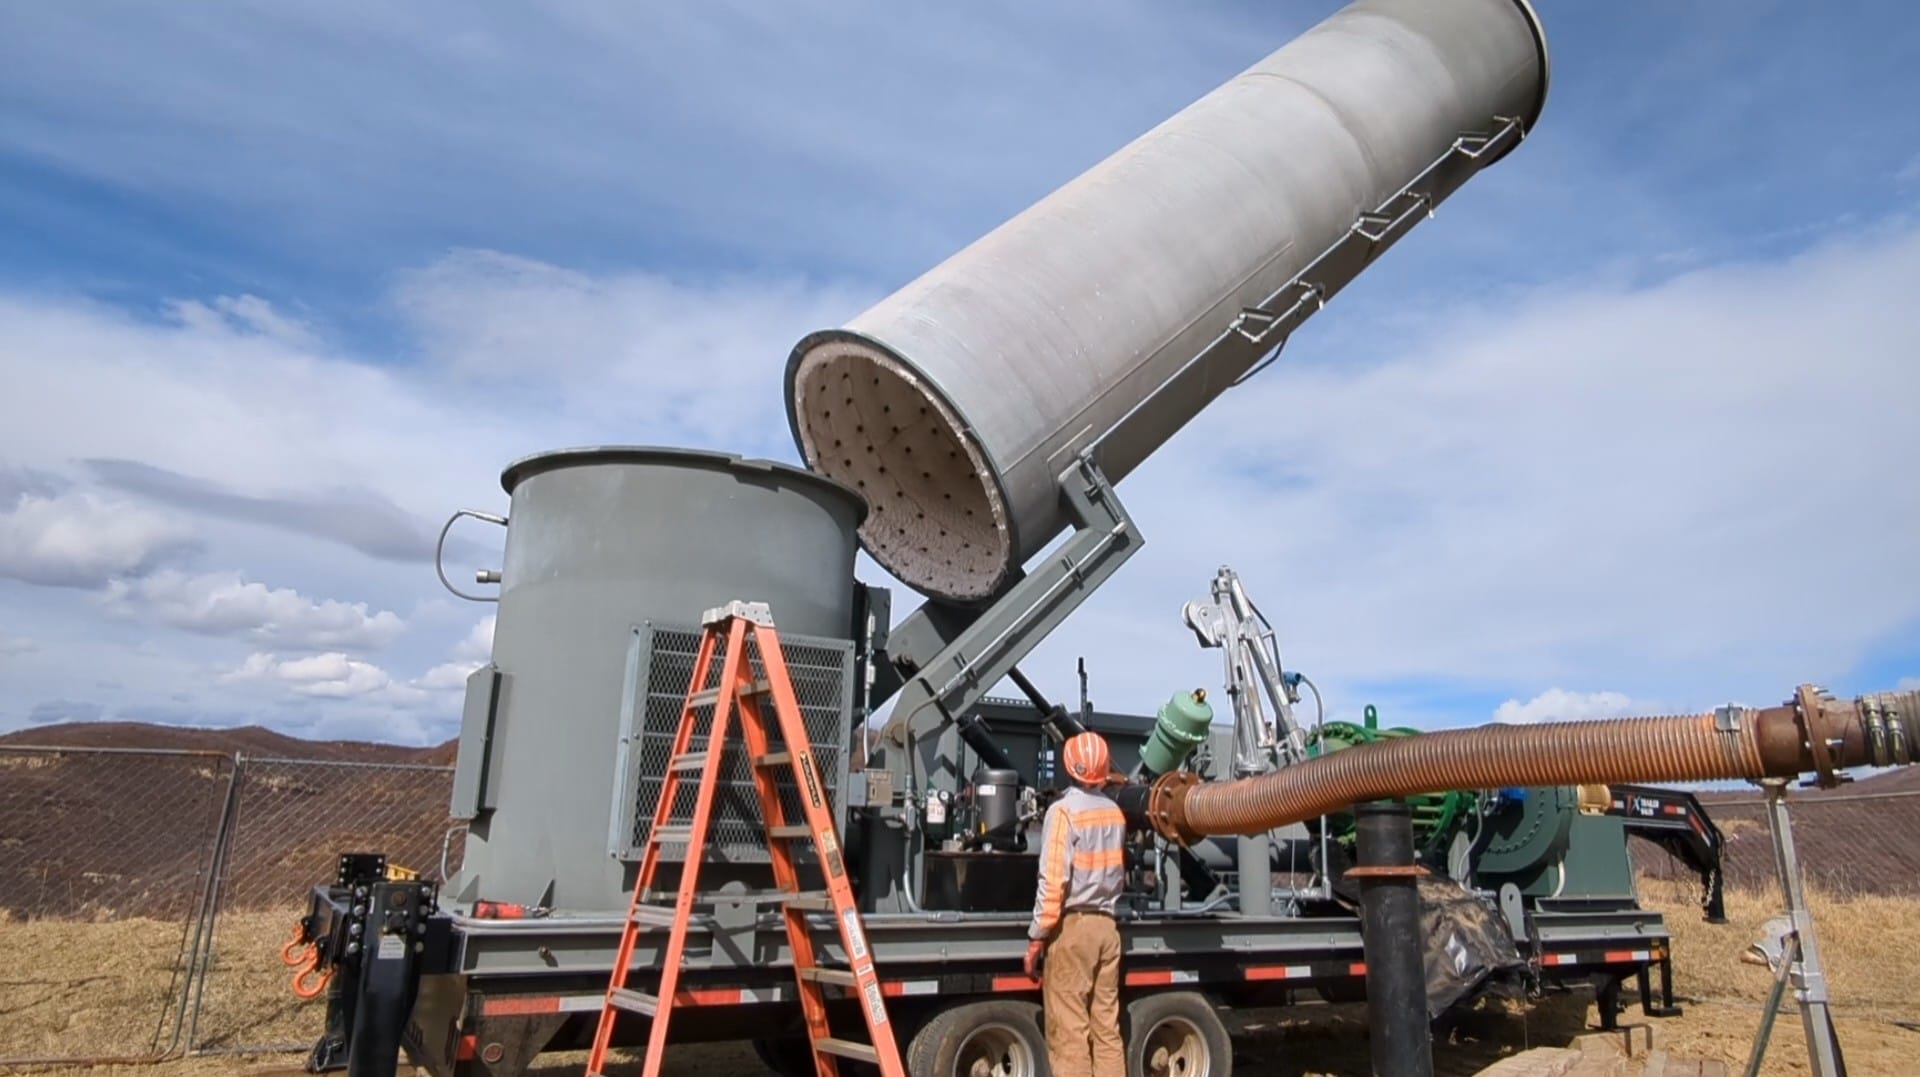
[{"xmin": 877, "ymin": 456, "xmax": 1139, "ymax": 747}]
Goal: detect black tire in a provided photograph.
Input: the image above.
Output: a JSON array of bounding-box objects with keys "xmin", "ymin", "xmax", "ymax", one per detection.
[
  {"xmin": 907, "ymin": 999, "xmax": 1050, "ymax": 1077},
  {"xmin": 751, "ymin": 1035, "xmax": 814, "ymax": 1076},
  {"xmin": 1124, "ymin": 992, "xmax": 1231, "ymax": 1077}
]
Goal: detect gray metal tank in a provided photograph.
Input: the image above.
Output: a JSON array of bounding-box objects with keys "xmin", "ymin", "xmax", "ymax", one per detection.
[
  {"xmin": 787, "ymin": 0, "xmax": 1548, "ymax": 602},
  {"xmin": 450, "ymin": 447, "xmax": 865, "ymax": 912}
]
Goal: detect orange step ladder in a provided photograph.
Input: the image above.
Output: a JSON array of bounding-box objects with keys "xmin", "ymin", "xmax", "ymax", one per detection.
[{"xmin": 585, "ymin": 601, "xmax": 906, "ymax": 1077}]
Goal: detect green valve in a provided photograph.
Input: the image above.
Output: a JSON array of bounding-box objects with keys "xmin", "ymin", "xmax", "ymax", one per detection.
[{"xmin": 1140, "ymin": 688, "xmax": 1214, "ymax": 777}]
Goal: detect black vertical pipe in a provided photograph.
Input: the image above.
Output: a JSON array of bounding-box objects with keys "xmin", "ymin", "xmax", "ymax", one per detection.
[{"xmin": 1354, "ymin": 800, "xmax": 1432, "ymax": 1077}]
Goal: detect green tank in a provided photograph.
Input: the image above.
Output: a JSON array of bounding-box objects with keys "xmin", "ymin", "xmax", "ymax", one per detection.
[{"xmin": 1139, "ymin": 689, "xmax": 1215, "ymax": 777}]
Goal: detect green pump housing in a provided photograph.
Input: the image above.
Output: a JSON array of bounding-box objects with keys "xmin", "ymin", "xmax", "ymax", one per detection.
[
  {"xmin": 1139, "ymin": 689, "xmax": 1214, "ymax": 777},
  {"xmin": 1306, "ymin": 705, "xmax": 1477, "ymax": 861},
  {"xmin": 1305, "ymin": 705, "xmax": 1636, "ymax": 902}
]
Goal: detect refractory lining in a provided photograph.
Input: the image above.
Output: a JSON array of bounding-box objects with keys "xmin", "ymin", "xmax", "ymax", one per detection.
[{"xmin": 790, "ymin": 337, "xmax": 1010, "ymax": 602}]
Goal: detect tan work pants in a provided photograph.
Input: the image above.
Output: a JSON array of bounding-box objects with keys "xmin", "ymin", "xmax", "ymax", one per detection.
[{"xmin": 1042, "ymin": 910, "xmax": 1124, "ymax": 1077}]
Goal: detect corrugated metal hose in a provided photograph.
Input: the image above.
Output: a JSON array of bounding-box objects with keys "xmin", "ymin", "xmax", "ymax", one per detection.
[{"xmin": 1121, "ymin": 687, "xmax": 1920, "ymax": 842}]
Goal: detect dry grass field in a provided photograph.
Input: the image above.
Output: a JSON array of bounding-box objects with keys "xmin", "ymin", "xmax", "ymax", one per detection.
[{"xmin": 4, "ymin": 877, "xmax": 1918, "ymax": 1076}]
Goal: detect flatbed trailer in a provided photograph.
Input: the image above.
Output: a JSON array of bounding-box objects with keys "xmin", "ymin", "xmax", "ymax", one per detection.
[{"xmin": 377, "ymin": 896, "xmax": 1677, "ymax": 1076}]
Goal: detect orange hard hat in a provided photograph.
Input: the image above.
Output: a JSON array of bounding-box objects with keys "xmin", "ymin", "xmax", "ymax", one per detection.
[{"xmin": 1062, "ymin": 731, "xmax": 1112, "ymax": 785}]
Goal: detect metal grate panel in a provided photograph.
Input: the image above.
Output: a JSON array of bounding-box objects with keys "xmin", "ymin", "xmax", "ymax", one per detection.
[{"xmin": 611, "ymin": 623, "xmax": 854, "ymax": 863}]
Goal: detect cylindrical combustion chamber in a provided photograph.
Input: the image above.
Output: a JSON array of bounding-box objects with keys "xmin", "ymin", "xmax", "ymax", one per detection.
[
  {"xmin": 787, "ymin": 0, "xmax": 1550, "ymax": 602},
  {"xmin": 1119, "ymin": 688, "xmax": 1920, "ymax": 843}
]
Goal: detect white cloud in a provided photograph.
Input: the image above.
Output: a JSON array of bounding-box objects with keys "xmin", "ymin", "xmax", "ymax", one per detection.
[
  {"xmin": 1492, "ymin": 689, "xmax": 1650, "ymax": 725},
  {"xmin": 0, "ymin": 490, "xmax": 197, "ymax": 587},
  {"xmin": 106, "ymin": 570, "xmax": 405, "ymax": 650},
  {"xmin": 452, "ymin": 614, "xmax": 495, "ymax": 663},
  {"xmin": 223, "ymin": 651, "xmax": 394, "ymax": 698},
  {"xmin": 0, "ymin": 632, "xmax": 37, "ymax": 658},
  {"xmin": 416, "ymin": 662, "xmax": 478, "ymax": 691},
  {"xmin": 2, "ymin": 220, "xmax": 1918, "ymax": 744},
  {"xmin": 391, "ymin": 250, "xmax": 870, "ymax": 450},
  {"xmin": 1045, "ymin": 220, "xmax": 1920, "ymax": 712}
]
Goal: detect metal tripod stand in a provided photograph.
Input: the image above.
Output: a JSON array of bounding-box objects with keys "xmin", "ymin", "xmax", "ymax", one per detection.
[{"xmin": 1742, "ymin": 778, "xmax": 1846, "ymax": 1077}]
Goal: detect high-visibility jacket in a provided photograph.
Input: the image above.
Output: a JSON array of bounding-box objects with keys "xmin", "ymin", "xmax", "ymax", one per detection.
[{"xmin": 1029, "ymin": 784, "xmax": 1126, "ymax": 940}]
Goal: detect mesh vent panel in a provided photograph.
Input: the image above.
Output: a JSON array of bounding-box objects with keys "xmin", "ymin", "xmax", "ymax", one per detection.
[{"xmin": 619, "ymin": 625, "xmax": 852, "ymax": 862}]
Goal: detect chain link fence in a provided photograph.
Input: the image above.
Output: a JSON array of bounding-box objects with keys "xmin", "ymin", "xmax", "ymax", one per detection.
[
  {"xmin": 0, "ymin": 746, "xmax": 460, "ymax": 1065},
  {"xmin": 0, "ymin": 746, "xmax": 235, "ymax": 1064},
  {"xmin": 191, "ymin": 757, "xmax": 461, "ymax": 1054}
]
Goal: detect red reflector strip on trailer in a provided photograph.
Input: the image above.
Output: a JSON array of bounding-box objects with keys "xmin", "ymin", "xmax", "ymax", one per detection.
[
  {"xmin": 1542, "ymin": 953, "xmax": 1576, "ymax": 966},
  {"xmin": 1349, "ymin": 962, "xmax": 1367, "ymax": 976},
  {"xmin": 1124, "ymin": 969, "xmax": 1200, "ymax": 986},
  {"xmin": 456, "ymin": 1035, "xmax": 477, "ymax": 1061},
  {"xmin": 480, "ymin": 995, "xmax": 563, "ymax": 1016},
  {"xmin": 1243, "ymin": 964, "xmax": 1314, "ymax": 982},
  {"xmin": 1602, "ymin": 950, "xmax": 1652, "ymax": 964},
  {"xmin": 881, "ymin": 980, "xmax": 942, "ymax": 997},
  {"xmin": 992, "ymin": 975, "xmax": 1041, "ymax": 992}
]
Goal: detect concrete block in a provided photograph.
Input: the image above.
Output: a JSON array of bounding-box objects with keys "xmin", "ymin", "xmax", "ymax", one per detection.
[
  {"xmin": 1574, "ymin": 1021, "xmax": 1659, "ymax": 1059},
  {"xmin": 1472, "ymin": 1047, "xmax": 1584, "ymax": 1077}
]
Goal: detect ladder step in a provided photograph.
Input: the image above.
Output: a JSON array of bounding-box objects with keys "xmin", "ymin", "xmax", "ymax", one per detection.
[
  {"xmin": 690, "ymin": 889, "xmax": 808, "ymax": 906},
  {"xmin": 608, "ymin": 987, "xmax": 659, "ymax": 1017},
  {"xmin": 740, "ymin": 677, "xmax": 772, "ymax": 697},
  {"xmin": 754, "ymin": 751, "xmax": 793, "ymax": 768},
  {"xmin": 814, "ymin": 1038, "xmax": 879, "ymax": 1064},
  {"xmin": 767, "ymin": 824, "xmax": 811, "ymax": 840},
  {"xmin": 651, "ymin": 825, "xmax": 695, "ymax": 845},
  {"xmin": 783, "ymin": 891, "xmax": 834, "ymax": 911},
  {"xmin": 630, "ymin": 904, "xmax": 680, "ymax": 927},
  {"xmin": 687, "ymin": 687, "xmax": 722, "ymax": 706},
  {"xmin": 797, "ymin": 967, "xmax": 858, "ymax": 987},
  {"xmin": 668, "ymin": 751, "xmax": 710, "ymax": 773}
]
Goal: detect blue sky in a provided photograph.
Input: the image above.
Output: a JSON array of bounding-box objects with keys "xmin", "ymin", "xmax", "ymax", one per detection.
[{"xmin": 1, "ymin": 0, "xmax": 1916, "ymax": 744}]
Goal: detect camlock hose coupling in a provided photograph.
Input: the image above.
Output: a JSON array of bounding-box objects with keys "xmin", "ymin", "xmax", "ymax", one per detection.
[{"xmin": 1120, "ymin": 685, "xmax": 1920, "ymax": 843}]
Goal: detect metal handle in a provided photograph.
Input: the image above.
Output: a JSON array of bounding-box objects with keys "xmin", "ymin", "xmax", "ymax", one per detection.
[{"xmin": 436, "ymin": 509, "xmax": 507, "ymax": 603}]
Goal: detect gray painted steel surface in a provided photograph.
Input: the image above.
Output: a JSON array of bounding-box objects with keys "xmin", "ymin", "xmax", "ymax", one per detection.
[
  {"xmin": 787, "ymin": 0, "xmax": 1548, "ymax": 601},
  {"xmin": 453, "ymin": 448, "xmax": 865, "ymax": 912}
]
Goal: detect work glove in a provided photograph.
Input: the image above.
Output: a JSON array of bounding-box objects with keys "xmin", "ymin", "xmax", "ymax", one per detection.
[{"xmin": 1024, "ymin": 940, "xmax": 1045, "ymax": 982}]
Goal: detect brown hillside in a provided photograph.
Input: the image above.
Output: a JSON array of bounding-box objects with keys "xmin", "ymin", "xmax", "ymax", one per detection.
[
  {"xmin": 1636, "ymin": 767, "xmax": 1920, "ymax": 899},
  {"xmin": 0, "ymin": 720, "xmax": 459, "ymax": 765}
]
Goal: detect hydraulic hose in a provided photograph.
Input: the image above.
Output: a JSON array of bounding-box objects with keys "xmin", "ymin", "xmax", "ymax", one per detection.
[{"xmin": 1121, "ymin": 686, "xmax": 1920, "ymax": 843}]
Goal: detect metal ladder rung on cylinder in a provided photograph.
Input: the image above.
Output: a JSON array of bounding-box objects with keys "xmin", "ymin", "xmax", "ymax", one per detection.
[{"xmin": 584, "ymin": 608, "xmax": 905, "ymax": 1077}]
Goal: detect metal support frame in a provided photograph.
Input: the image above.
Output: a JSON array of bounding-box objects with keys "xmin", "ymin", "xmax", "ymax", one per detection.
[
  {"xmin": 1638, "ymin": 955, "xmax": 1683, "ymax": 1018},
  {"xmin": 880, "ymin": 455, "xmax": 1138, "ymax": 734},
  {"xmin": 1743, "ymin": 779, "xmax": 1847, "ymax": 1077},
  {"xmin": 860, "ymin": 456, "xmax": 1137, "ymax": 911}
]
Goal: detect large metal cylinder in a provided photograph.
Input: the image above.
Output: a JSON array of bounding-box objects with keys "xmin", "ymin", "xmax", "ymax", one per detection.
[
  {"xmin": 456, "ymin": 447, "xmax": 865, "ymax": 911},
  {"xmin": 787, "ymin": 0, "xmax": 1549, "ymax": 601}
]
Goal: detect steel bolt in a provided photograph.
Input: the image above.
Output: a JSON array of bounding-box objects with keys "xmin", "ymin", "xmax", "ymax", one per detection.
[{"xmin": 481, "ymin": 1043, "xmax": 506, "ymax": 1064}]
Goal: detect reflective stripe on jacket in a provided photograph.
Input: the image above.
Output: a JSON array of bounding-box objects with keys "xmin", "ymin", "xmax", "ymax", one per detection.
[{"xmin": 1030, "ymin": 784, "xmax": 1126, "ymax": 940}]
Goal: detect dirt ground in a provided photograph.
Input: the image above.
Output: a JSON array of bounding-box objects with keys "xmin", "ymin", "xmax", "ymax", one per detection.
[{"xmin": 5, "ymin": 877, "xmax": 1918, "ymax": 1076}]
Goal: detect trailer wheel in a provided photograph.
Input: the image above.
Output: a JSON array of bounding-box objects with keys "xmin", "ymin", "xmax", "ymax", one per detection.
[
  {"xmin": 751, "ymin": 1035, "xmax": 815, "ymax": 1076},
  {"xmin": 1125, "ymin": 992, "xmax": 1230, "ymax": 1077},
  {"xmin": 907, "ymin": 999, "xmax": 1049, "ymax": 1077}
]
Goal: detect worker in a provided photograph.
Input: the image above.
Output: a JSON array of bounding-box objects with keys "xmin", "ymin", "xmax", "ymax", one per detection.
[{"xmin": 1025, "ymin": 730, "xmax": 1126, "ymax": 1077}]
